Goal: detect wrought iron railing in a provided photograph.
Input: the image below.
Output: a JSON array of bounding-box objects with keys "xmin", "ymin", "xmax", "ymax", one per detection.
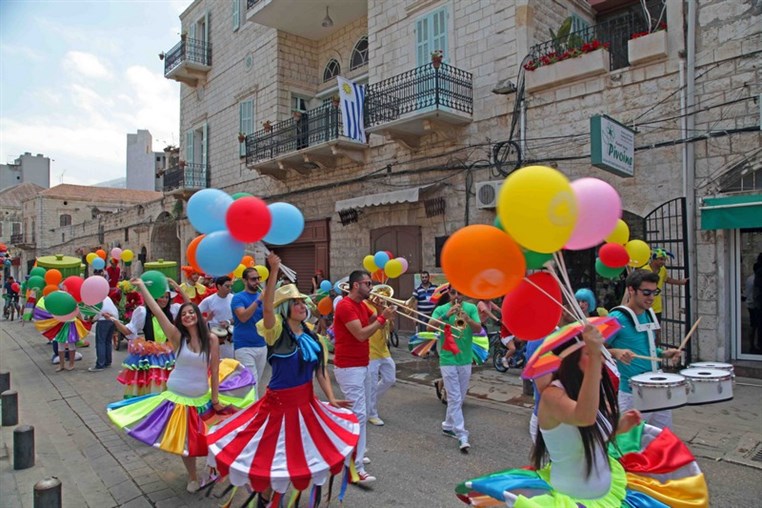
[
  {"xmin": 246, "ymin": 105, "xmax": 346, "ymax": 164},
  {"xmin": 528, "ymin": 12, "xmax": 652, "ymax": 71},
  {"xmin": 247, "ymin": 0, "xmax": 262, "ymax": 9},
  {"xmin": 364, "ymin": 63, "xmax": 473, "ymax": 128},
  {"xmin": 163, "ymin": 163, "xmax": 209, "ymax": 191},
  {"xmin": 163, "ymin": 37, "xmax": 212, "ymax": 76},
  {"xmin": 10, "ymin": 233, "xmax": 23, "ymax": 245}
]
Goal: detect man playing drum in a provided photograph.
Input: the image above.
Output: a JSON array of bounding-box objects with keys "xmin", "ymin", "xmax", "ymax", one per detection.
[
  {"xmin": 607, "ymin": 270, "xmax": 681, "ymax": 429},
  {"xmin": 199, "ymin": 276, "xmax": 235, "ymax": 358}
]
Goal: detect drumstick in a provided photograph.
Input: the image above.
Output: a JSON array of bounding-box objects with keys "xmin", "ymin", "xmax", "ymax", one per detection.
[
  {"xmin": 677, "ymin": 317, "xmax": 702, "ymax": 351},
  {"xmin": 632, "ymin": 353, "xmax": 661, "ymax": 361}
]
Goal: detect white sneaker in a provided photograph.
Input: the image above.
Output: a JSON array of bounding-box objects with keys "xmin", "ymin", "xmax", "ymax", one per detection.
[
  {"xmin": 362, "ymin": 456, "xmax": 371, "ymax": 465},
  {"xmin": 355, "ymin": 471, "xmax": 376, "ymax": 485},
  {"xmin": 459, "ymin": 438, "xmax": 470, "ymax": 453},
  {"xmin": 186, "ymin": 480, "xmax": 200, "ymax": 493},
  {"xmin": 368, "ymin": 417, "xmax": 384, "ymax": 426}
]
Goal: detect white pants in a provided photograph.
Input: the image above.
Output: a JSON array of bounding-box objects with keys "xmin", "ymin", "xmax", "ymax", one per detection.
[
  {"xmin": 440, "ymin": 364, "xmax": 471, "ymax": 441},
  {"xmin": 334, "ymin": 366, "xmax": 372, "ymax": 472},
  {"xmin": 529, "ymin": 413, "xmax": 539, "ymax": 443},
  {"xmin": 618, "ymin": 390, "xmax": 673, "ymax": 429},
  {"xmin": 368, "ymin": 357, "xmax": 396, "ymax": 419},
  {"xmin": 235, "ymin": 346, "xmax": 268, "ymax": 398}
]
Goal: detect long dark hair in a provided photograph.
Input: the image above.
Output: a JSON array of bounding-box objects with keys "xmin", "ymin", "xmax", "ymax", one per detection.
[
  {"xmin": 174, "ymin": 303, "xmax": 211, "ymax": 361},
  {"xmin": 530, "ymin": 347, "xmax": 619, "ymax": 478},
  {"xmin": 144, "ymin": 293, "xmax": 173, "ymax": 341}
]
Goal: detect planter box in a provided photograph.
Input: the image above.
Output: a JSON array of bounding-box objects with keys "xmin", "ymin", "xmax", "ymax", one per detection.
[
  {"xmin": 628, "ymin": 30, "xmax": 668, "ymax": 66},
  {"xmin": 525, "ymin": 49, "xmax": 610, "ymax": 93}
]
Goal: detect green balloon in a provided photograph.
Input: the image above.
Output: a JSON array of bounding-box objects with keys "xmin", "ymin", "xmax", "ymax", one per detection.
[
  {"xmin": 493, "ymin": 217, "xmax": 504, "ymax": 231},
  {"xmin": 232, "ymin": 192, "xmax": 253, "ymax": 200},
  {"xmin": 595, "ymin": 258, "xmax": 624, "ymax": 279},
  {"xmin": 45, "ymin": 290, "xmax": 77, "ymax": 316},
  {"xmin": 30, "ymin": 267, "xmax": 46, "ymax": 278},
  {"xmin": 28, "ymin": 275, "xmax": 45, "ymax": 290},
  {"xmin": 524, "ymin": 249, "xmax": 553, "ymax": 270},
  {"xmin": 140, "ymin": 270, "xmax": 168, "ymax": 299},
  {"xmin": 231, "ymin": 278, "xmax": 245, "ymax": 293}
]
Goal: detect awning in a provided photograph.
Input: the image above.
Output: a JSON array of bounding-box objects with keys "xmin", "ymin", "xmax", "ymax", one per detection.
[
  {"xmin": 700, "ymin": 194, "xmax": 762, "ymax": 230},
  {"xmin": 334, "ymin": 184, "xmax": 442, "ymax": 212}
]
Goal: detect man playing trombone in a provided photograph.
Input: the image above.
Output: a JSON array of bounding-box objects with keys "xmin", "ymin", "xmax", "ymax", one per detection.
[{"xmin": 428, "ymin": 284, "xmax": 481, "ymax": 454}]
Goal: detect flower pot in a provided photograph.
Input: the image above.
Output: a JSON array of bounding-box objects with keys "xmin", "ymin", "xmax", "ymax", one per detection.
[
  {"xmin": 525, "ymin": 48, "xmax": 610, "ymax": 93},
  {"xmin": 431, "ymin": 58, "xmax": 442, "ymax": 69},
  {"xmin": 238, "ymin": 134, "xmax": 246, "ymax": 143},
  {"xmin": 628, "ymin": 30, "xmax": 668, "ymax": 66}
]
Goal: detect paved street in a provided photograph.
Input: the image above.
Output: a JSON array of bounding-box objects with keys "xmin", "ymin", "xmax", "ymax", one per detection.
[{"xmin": 2, "ymin": 320, "xmax": 762, "ymax": 507}]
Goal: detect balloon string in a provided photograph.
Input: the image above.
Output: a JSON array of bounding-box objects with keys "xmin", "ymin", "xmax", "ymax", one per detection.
[
  {"xmin": 551, "ymin": 252, "xmax": 588, "ymax": 324},
  {"xmin": 521, "ymin": 276, "xmax": 579, "ymax": 322}
]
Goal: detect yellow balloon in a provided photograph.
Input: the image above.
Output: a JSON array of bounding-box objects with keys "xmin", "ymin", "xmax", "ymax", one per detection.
[
  {"xmin": 121, "ymin": 249, "xmax": 134, "ymax": 262},
  {"xmin": 497, "ymin": 166, "xmax": 578, "ymax": 254},
  {"xmin": 625, "ymin": 239, "xmax": 650, "ymax": 268},
  {"xmin": 86, "ymin": 252, "xmax": 97, "ymax": 264},
  {"xmin": 255, "ymin": 265, "xmax": 270, "ymax": 282},
  {"xmin": 605, "ymin": 219, "xmax": 629, "ymax": 245},
  {"xmin": 362, "ymin": 255, "xmax": 378, "ymax": 273},
  {"xmin": 384, "ymin": 259, "xmax": 403, "ymax": 279},
  {"xmin": 233, "ymin": 264, "xmax": 246, "ymax": 278}
]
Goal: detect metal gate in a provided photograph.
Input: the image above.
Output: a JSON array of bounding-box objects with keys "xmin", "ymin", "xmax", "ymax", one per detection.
[{"xmin": 644, "ymin": 197, "xmax": 691, "ymax": 359}]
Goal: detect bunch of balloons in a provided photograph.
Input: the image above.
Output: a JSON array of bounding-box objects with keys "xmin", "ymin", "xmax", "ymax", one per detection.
[
  {"xmin": 24, "ymin": 265, "xmax": 111, "ymax": 322},
  {"xmin": 185, "ymin": 189, "xmax": 305, "ymax": 277},
  {"xmin": 593, "ymin": 221, "xmax": 650, "ymax": 279},
  {"xmin": 362, "ymin": 251, "xmax": 409, "ymax": 282},
  {"xmin": 85, "ymin": 247, "xmax": 135, "ymax": 269}
]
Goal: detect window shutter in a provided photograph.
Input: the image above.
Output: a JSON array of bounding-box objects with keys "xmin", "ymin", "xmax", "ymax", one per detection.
[
  {"xmin": 188, "ymin": 23, "xmax": 196, "ymax": 42},
  {"xmin": 185, "ymin": 130, "xmax": 194, "ymax": 164},
  {"xmin": 415, "ymin": 16, "xmax": 429, "ymax": 67},
  {"xmin": 432, "ymin": 8, "xmax": 447, "ymax": 62},
  {"xmin": 239, "ymin": 100, "xmax": 253, "ymax": 156},
  {"xmin": 202, "ymin": 122, "xmax": 208, "ymax": 166},
  {"xmin": 232, "ymin": 0, "xmax": 240, "ymax": 31},
  {"xmin": 416, "ymin": 7, "xmax": 448, "ymax": 67}
]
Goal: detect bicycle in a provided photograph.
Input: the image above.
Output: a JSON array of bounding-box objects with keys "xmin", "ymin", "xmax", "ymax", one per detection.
[
  {"xmin": 3, "ymin": 295, "xmax": 19, "ymax": 321},
  {"xmin": 491, "ymin": 334, "xmax": 526, "ymax": 373}
]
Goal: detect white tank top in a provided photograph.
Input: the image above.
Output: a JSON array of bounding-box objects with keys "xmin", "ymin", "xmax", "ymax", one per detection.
[
  {"xmin": 540, "ymin": 381, "xmax": 611, "ymax": 499},
  {"xmin": 166, "ymin": 340, "xmax": 209, "ymax": 398}
]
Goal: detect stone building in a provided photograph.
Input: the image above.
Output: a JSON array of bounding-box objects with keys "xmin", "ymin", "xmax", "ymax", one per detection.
[
  {"xmin": 0, "ymin": 152, "xmax": 50, "ymax": 191},
  {"xmin": 0, "ymin": 182, "xmax": 44, "ymax": 279},
  {"xmin": 126, "ymin": 129, "xmax": 169, "ymax": 192}
]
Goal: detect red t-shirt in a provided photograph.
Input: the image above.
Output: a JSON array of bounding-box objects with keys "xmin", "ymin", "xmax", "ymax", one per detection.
[{"xmin": 333, "ymin": 297, "xmax": 373, "ymax": 368}]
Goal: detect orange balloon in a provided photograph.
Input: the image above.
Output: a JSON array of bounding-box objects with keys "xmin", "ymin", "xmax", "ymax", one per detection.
[
  {"xmin": 241, "ymin": 255, "xmax": 254, "ymax": 267},
  {"xmin": 371, "ymin": 269, "xmax": 385, "ymax": 283},
  {"xmin": 317, "ymin": 296, "xmax": 333, "ymax": 316},
  {"xmin": 44, "ymin": 269, "xmax": 63, "ymax": 285},
  {"xmin": 186, "ymin": 235, "xmax": 205, "ymax": 273},
  {"xmin": 96, "ymin": 249, "xmax": 107, "ymax": 260},
  {"xmin": 43, "ymin": 284, "xmax": 59, "ymax": 297},
  {"xmin": 441, "ymin": 225, "xmax": 526, "ymax": 299}
]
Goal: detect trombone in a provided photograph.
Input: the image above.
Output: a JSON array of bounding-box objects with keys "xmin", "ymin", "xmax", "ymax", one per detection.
[{"xmin": 337, "ymin": 283, "xmax": 463, "ymax": 334}]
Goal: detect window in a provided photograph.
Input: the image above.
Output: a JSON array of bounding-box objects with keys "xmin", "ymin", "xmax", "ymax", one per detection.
[
  {"xmin": 124, "ymin": 227, "xmax": 129, "ymax": 242},
  {"xmin": 0, "ymin": 223, "xmax": 3, "ymax": 236},
  {"xmin": 60, "ymin": 214, "xmax": 72, "ymax": 227},
  {"xmin": 415, "ymin": 6, "xmax": 448, "ymax": 67},
  {"xmin": 12, "ymin": 222, "xmax": 20, "ymax": 234},
  {"xmin": 350, "ymin": 36, "xmax": 368, "ymax": 71},
  {"xmin": 570, "ymin": 13, "xmax": 589, "ymax": 34},
  {"xmin": 291, "ymin": 95, "xmax": 309, "ymax": 112},
  {"xmin": 232, "ymin": 0, "xmax": 240, "ymax": 31},
  {"xmin": 239, "ymin": 99, "xmax": 253, "ymax": 156},
  {"xmin": 323, "ymin": 59, "xmax": 341, "ymax": 83}
]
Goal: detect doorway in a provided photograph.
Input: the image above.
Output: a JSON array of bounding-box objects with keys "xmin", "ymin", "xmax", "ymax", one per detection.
[{"xmin": 736, "ymin": 229, "xmax": 762, "ymax": 359}]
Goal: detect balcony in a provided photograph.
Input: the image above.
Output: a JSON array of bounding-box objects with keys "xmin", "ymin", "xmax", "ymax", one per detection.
[
  {"xmin": 163, "ymin": 163, "xmax": 210, "ymax": 197},
  {"xmin": 163, "ymin": 37, "xmax": 212, "ymax": 87},
  {"xmin": 364, "ymin": 63, "xmax": 473, "ymax": 149},
  {"xmin": 245, "ymin": 105, "xmax": 368, "ymax": 179},
  {"xmin": 246, "ymin": 0, "xmax": 367, "ymax": 40},
  {"xmin": 10, "ymin": 233, "xmax": 34, "ymax": 249}
]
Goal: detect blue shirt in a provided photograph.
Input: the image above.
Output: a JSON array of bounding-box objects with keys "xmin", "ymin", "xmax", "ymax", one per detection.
[
  {"xmin": 231, "ymin": 291, "xmax": 265, "ymax": 348},
  {"xmin": 608, "ymin": 309, "xmax": 663, "ymax": 394},
  {"xmin": 268, "ymin": 333, "xmax": 317, "ymax": 390},
  {"xmin": 524, "ymin": 338, "xmax": 544, "ymax": 415}
]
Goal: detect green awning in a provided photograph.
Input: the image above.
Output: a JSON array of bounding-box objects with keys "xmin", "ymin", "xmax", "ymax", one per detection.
[{"xmin": 700, "ymin": 194, "xmax": 762, "ymax": 230}]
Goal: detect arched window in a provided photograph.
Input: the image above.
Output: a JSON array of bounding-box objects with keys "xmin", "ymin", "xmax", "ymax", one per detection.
[
  {"xmin": 60, "ymin": 214, "xmax": 72, "ymax": 227},
  {"xmin": 323, "ymin": 59, "xmax": 341, "ymax": 83},
  {"xmin": 350, "ymin": 36, "xmax": 368, "ymax": 71}
]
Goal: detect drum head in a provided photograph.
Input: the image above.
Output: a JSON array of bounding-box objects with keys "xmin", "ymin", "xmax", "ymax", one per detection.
[
  {"xmin": 688, "ymin": 362, "xmax": 733, "ymax": 371},
  {"xmin": 210, "ymin": 326, "xmax": 229, "ymax": 338},
  {"xmin": 680, "ymin": 368, "xmax": 731, "ymax": 380},
  {"xmin": 631, "ymin": 372, "xmax": 685, "ymax": 384}
]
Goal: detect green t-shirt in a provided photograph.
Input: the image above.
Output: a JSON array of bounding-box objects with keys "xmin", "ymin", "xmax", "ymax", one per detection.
[{"xmin": 432, "ymin": 301, "xmax": 479, "ymax": 366}]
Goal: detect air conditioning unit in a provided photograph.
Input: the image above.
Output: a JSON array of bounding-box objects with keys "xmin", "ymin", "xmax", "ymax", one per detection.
[{"xmin": 475, "ymin": 181, "xmax": 502, "ymax": 209}]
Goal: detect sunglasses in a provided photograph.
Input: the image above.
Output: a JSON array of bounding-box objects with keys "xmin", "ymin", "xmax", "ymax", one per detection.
[
  {"xmin": 248, "ymin": 277, "xmax": 261, "ymax": 282},
  {"xmin": 637, "ymin": 288, "xmax": 661, "ymax": 296},
  {"xmin": 358, "ymin": 281, "xmax": 372, "ymax": 287}
]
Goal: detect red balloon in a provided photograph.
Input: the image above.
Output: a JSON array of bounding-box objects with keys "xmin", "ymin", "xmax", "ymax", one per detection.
[
  {"xmin": 371, "ymin": 269, "xmax": 385, "ymax": 283},
  {"xmin": 384, "ymin": 250, "xmax": 394, "ymax": 260},
  {"xmin": 502, "ymin": 272, "xmax": 563, "ymax": 340},
  {"xmin": 62, "ymin": 276, "xmax": 85, "ymax": 302},
  {"xmin": 11, "ymin": 282, "xmax": 20, "ymax": 293},
  {"xmin": 225, "ymin": 197, "xmax": 272, "ymax": 243},
  {"xmin": 599, "ymin": 243, "xmax": 629, "ymax": 268}
]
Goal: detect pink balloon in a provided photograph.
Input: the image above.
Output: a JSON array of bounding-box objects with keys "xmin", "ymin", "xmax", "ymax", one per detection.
[
  {"xmin": 110, "ymin": 247, "xmax": 122, "ymax": 261},
  {"xmin": 565, "ymin": 178, "xmax": 622, "ymax": 250},
  {"xmin": 397, "ymin": 257, "xmax": 408, "ymax": 274},
  {"xmin": 81, "ymin": 275, "xmax": 110, "ymax": 306},
  {"xmin": 53, "ymin": 309, "xmax": 79, "ymax": 323}
]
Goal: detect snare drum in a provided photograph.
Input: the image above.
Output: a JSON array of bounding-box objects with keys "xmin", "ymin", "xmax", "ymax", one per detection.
[
  {"xmin": 630, "ymin": 372, "xmax": 688, "ymax": 412},
  {"xmin": 688, "ymin": 361, "xmax": 734, "ymax": 375},
  {"xmin": 210, "ymin": 326, "xmax": 229, "ymax": 339},
  {"xmin": 680, "ymin": 368, "xmax": 734, "ymax": 405}
]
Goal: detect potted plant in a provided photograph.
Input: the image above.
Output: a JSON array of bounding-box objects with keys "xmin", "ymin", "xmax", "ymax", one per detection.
[
  {"xmin": 292, "ymin": 110, "xmax": 303, "ymax": 121},
  {"xmin": 431, "ymin": 50, "xmax": 443, "ymax": 69},
  {"xmin": 524, "ymin": 39, "xmax": 610, "ymax": 93},
  {"xmin": 628, "ymin": 22, "xmax": 668, "ymax": 66},
  {"xmin": 238, "ymin": 132, "xmax": 247, "ymax": 143},
  {"xmin": 178, "ymin": 160, "xmax": 186, "ymax": 170},
  {"xmin": 262, "ymin": 120, "xmax": 272, "ymax": 132}
]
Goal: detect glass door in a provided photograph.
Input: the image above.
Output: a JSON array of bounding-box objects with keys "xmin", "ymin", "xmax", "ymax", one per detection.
[{"xmin": 736, "ymin": 229, "xmax": 762, "ymax": 359}]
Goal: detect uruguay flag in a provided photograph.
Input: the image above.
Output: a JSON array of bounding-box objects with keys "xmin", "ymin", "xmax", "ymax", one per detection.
[{"xmin": 337, "ymin": 76, "xmax": 366, "ymax": 143}]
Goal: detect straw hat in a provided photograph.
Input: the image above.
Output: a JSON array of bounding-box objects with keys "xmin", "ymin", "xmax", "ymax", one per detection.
[{"xmin": 273, "ymin": 284, "xmax": 309, "ymax": 308}]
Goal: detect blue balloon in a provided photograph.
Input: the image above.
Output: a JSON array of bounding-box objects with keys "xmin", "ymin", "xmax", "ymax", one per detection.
[
  {"xmin": 374, "ymin": 251, "xmax": 390, "ymax": 269},
  {"xmin": 196, "ymin": 231, "xmax": 245, "ymax": 276},
  {"xmin": 91, "ymin": 257, "xmax": 105, "ymax": 270},
  {"xmin": 263, "ymin": 202, "xmax": 305, "ymax": 245},
  {"xmin": 320, "ymin": 280, "xmax": 332, "ymax": 293},
  {"xmin": 187, "ymin": 189, "xmax": 233, "ymax": 234},
  {"xmin": 334, "ymin": 280, "xmax": 343, "ymax": 294}
]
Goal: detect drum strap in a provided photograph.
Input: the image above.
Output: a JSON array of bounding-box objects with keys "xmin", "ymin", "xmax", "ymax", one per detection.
[{"xmin": 612, "ymin": 306, "xmax": 660, "ymax": 372}]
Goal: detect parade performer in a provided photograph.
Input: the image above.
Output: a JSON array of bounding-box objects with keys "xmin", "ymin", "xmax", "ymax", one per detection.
[
  {"xmin": 176, "ymin": 266, "xmax": 207, "ymax": 306},
  {"xmin": 22, "ymin": 284, "xmax": 39, "ymax": 327},
  {"xmin": 34, "ymin": 296, "xmax": 92, "ymax": 371},
  {"xmin": 107, "ymin": 277, "xmax": 256, "ymax": 493},
  {"xmin": 207, "ymin": 254, "xmax": 359, "ymax": 506},
  {"xmin": 110, "ymin": 279, "xmax": 186, "ymax": 398},
  {"xmin": 367, "ymin": 306, "xmax": 395, "ymax": 427},
  {"xmin": 429, "ymin": 284, "xmax": 481, "ymax": 453}
]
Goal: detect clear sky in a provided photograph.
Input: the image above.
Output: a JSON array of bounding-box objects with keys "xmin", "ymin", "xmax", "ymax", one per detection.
[{"xmin": 0, "ymin": 0, "xmax": 190, "ymax": 186}]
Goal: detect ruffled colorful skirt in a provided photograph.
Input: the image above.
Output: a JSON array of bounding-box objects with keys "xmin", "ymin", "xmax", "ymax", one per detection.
[
  {"xmin": 33, "ymin": 305, "xmax": 92, "ymax": 344},
  {"xmin": 107, "ymin": 359, "xmax": 257, "ymax": 457},
  {"xmin": 23, "ymin": 297, "xmax": 36, "ymax": 321},
  {"xmin": 117, "ymin": 339, "xmax": 176, "ymax": 398},
  {"xmin": 207, "ymin": 381, "xmax": 360, "ymax": 495},
  {"xmin": 455, "ymin": 423, "xmax": 708, "ymax": 507}
]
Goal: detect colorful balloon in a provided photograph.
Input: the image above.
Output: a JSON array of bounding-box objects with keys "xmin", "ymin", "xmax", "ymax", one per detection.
[
  {"xmin": 371, "ymin": 269, "xmax": 385, "ymax": 283},
  {"xmin": 254, "ymin": 265, "xmax": 269, "ymax": 282},
  {"xmin": 226, "ymin": 196, "xmax": 272, "ymax": 243},
  {"xmin": 241, "ymin": 255, "xmax": 254, "ymax": 267},
  {"xmin": 384, "ymin": 259, "xmax": 404, "ymax": 279},
  {"xmin": 317, "ymin": 296, "xmax": 333, "ymax": 316},
  {"xmin": 523, "ymin": 249, "xmax": 553, "ymax": 270},
  {"xmin": 186, "ymin": 235, "xmax": 205, "ymax": 273},
  {"xmin": 595, "ymin": 258, "xmax": 625, "ymax": 279},
  {"xmin": 62, "ymin": 276, "xmax": 85, "ymax": 301},
  {"xmin": 43, "ymin": 284, "xmax": 58, "ymax": 297},
  {"xmin": 45, "ymin": 290, "xmax": 78, "ymax": 317},
  {"xmin": 373, "ymin": 251, "xmax": 390, "ymax": 270},
  {"xmin": 121, "ymin": 249, "xmax": 134, "ymax": 262},
  {"xmin": 397, "ymin": 257, "xmax": 409, "ymax": 274},
  {"xmin": 233, "ymin": 264, "xmax": 246, "ymax": 278},
  {"xmin": 188, "ymin": 188, "xmax": 234, "ymax": 234},
  {"xmin": 625, "ymin": 239, "xmax": 650, "ymax": 268},
  {"xmin": 141, "ymin": 270, "xmax": 169, "ymax": 299},
  {"xmin": 232, "ymin": 192, "xmax": 253, "ymax": 200},
  {"xmin": 362, "ymin": 255, "xmax": 377, "ymax": 273},
  {"xmin": 263, "ymin": 202, "xmax": 304, "ymax": 245},
  {"xmin": 605, "ymin": 219, "xmax": 630, "ymax": 245},
  {"xmin": 319, "ymin": 280, "xmax": 332, "ymax": 293},
  {"xmin": 85, "ymin": 252, "xmax": 97, "ymax": 265},
  {"xmin": 81, "ymin": 276, "xmax": 109, "ymax": 306},
  {"xmin": 502, "ymin": 272, "xmax": 563, "ymax": 340},
  {"xmin": 599, "ymin": 243, "xmax": 629, "ymax": 268},
  {"xmin": 91, "ymin": 257, "xmax": 106, "ymax": 270},
  {"xmin": 28, "ymin": 275, "xmax": 45, "ymax": 290},
  {"xmin": 110, "ymin": 247, "xmax": 122, "ymax": 261},
  {"xmin": 30, "ymin": 267, "xmax": 46, "ymax": 278},
  {"xmin": 11, "ymin": 282, "xmax": 20, "ymax": 293},
  {"xmin": 231, "ymin": 278, "xmax": 245, "ymax": 293},
  {"xmin": 565, "ymin": 178, "xmax": 622, "ymax": 250},
  {"xmin": 44, "ymin": 269, "xmax": 63, "ymax": 285},
  {"xmin": 96, "ymin": 249, "xmax": 107, "ymax": 260},
  {"xmin": 196, "ymin": 231, "xmax": 246, "ymax": 276},
  {"xmin": 441, "ymin": 225, "xmax": 526, "ymax": 299},
  {"xmin": 497, "ymin": 165, "xmax": 578, "ymax": 254}
]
